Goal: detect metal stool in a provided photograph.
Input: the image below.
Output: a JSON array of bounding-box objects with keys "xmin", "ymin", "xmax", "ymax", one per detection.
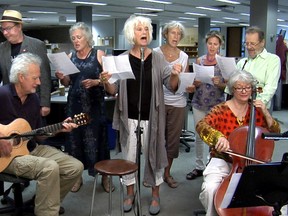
[{"xmin": 89, "ymin": 159, "xmax": 141, "ymax": 216}]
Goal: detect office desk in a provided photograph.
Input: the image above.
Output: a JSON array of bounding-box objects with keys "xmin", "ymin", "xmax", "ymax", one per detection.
[{"xmin": 48, "ymin": 92, "xmax": 117, "ymax": 151}]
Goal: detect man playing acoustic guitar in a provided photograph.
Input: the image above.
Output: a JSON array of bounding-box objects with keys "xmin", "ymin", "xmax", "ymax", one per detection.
[{"xmin": 0, "ymin": 52, "xmax": 84, "ymax": 216}]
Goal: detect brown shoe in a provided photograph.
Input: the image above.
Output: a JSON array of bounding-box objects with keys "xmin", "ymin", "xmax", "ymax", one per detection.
[
  {"xmin": 164, "ymin": 176, "xmax": 178, "ymax": 188},
  {"xmin": 102, "ymin": 175, "xmax": 115, "ymax": 193}
]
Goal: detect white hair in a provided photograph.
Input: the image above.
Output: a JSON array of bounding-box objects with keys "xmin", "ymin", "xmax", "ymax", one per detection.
[
  {"xmin": 9, "ymin": 53, "xmax": 42, "ymax": 83},
  {"xmin": 123, "ymin": 15, "xmax": 153, "ymax": 45}
]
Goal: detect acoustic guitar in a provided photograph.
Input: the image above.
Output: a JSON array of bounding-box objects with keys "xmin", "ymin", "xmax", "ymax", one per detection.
[{"xmin": 0, "ymin": 113, "xmax": 89, "ymax": 172}]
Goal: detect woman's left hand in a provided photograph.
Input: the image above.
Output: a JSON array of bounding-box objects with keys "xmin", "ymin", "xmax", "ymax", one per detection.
[{"xmin": 81, "ymin": 79, "xmax": 97, "ymax": 89}]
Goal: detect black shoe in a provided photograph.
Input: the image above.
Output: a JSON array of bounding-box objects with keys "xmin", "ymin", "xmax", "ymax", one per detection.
[
  {"xmin": 186, "ymin": 169, "xmax": 203, "ymax": 180},
  {"xmin": 59, "ymin": 206, "xmax": 65, "ymax": 215}
]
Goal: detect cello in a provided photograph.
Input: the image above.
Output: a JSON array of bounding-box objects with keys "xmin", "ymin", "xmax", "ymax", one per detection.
[{"xmin": 214, "ymin": 86, "xmax": 275, "ymax": 216}]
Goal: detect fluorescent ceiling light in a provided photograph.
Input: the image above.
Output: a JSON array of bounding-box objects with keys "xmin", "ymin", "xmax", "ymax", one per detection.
[
  {"xmin": 178, "ymin": 17, "xmax": 196, "ymax": 20},
  {"xmin": 211, "ymin": 20, "xmax": 225, "ymax": 23},
  {"xmin": 196, "ymin": 6, "xmax": 221, "ymax": 12},
  {"xmin": 28, "ymin": 11, "xmax": 58, "ymax": 14},
  {"xmin": 185, "ymin": 12, "xmax": 206, "ymax": 16},
  {"xmin": 134, "ymin": 13, "xmax": 158, "ymax": 17},
  {"xmin": 277, "ymin": 19, "xmax": 285, "ymax": 22},
  {"xmin": 140, "ymin": 0, "xmax": 172, "ymax": 4},
  {"xmin": 67, "ymin": 19, "xmax": 76, "ymax": 22},
  {"xmin": 92, "ymin": 14, "xmax": 111, "ymax": 17},
  {"xmin": 223, "ymin": 17, "xmax": 239, "ymax": 20},
  {"xmin": 22, "ymin": 17, "xmax": 37, "ymax": 21},
  {"xmin": 240, "ymin": 13, "xmax": 250, "ymax": 16},
  {"xmin": 215, "ymin": 0, "xmax": 240, "ymax": 4},
  {"xmin": 136, "ymin": 7, "xmax": 163, "ymax": 11},
  {"xmin": 239, "ymin": 23, "xmax": 249, "ymax": 26},
  {"xmin": 278, "ymin": 24, "xmax": 288, "ymax": 28},
  {"xmin": 71, "ymin": 1, "xmax": 107, "ymax": 6}
]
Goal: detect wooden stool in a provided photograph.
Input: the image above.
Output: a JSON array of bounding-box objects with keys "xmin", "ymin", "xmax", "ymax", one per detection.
[{"xmin": 89, "ymin": 159, "xmax": 141, "ymax": 216}]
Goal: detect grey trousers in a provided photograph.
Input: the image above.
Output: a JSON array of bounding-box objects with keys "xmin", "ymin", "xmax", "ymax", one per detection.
[{"xmin": 4, "ymin": 145, "xmax": 84, "ymax": 216}]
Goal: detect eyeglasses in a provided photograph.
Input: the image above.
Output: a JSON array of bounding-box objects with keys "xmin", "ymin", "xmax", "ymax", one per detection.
[
  {"xmin": 0, "ymin": 24, "xmax": 17, "ymax": 33},
  {"xmin": 233, "ymin": 86, "xmax": 252, "ymax": 92},
  {"xmin": 242, "ymin": 41, "xmax": 260, "ymax": 47}
]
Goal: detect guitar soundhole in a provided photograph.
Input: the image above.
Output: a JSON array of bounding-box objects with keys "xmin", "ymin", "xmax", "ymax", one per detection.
[{"xmin": 10, "ymin": 133, "xmax": 21, "ymax": 147}]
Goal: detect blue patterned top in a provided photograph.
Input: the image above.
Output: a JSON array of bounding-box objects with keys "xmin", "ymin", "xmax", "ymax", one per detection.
[{"xmin": 191, "ymin": 55, "xmax": 225, "ymax": 111}]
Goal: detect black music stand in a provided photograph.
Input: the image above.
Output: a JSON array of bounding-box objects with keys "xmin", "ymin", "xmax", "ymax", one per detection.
[{"xmin": 223, "ymin": 160, "xmax": 288, "ymax": 216}]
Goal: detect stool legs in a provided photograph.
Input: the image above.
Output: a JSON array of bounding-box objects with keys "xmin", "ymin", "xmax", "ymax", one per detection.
[
  {"xmin": 89, "ymin": 173, "xmax": 99, "ymax": 216},
  {"xmin": 119, "ymin": 177, "xmax": 124, "ymax": 216},
  {"xmin": 108, "ymin": 176, "xmax": 112, "ymax": 216}
]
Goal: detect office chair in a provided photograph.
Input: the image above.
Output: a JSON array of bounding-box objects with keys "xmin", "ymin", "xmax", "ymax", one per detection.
[
  {"xmin": 180, "ymin": 94, "xmax": 195, "ymax": 152},
  {"xmin": 0, "ymin": 173, "xmax": 34, "ymax": 215}
]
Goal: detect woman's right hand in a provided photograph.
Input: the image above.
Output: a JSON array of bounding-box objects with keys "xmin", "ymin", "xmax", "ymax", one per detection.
[
  {"xmin": 99, "ymin": 71, "xmax": 112, "ymax": 84},
  {"xmin": 55, "ymin": 71, "xmax": 65, "ymax": 80}
]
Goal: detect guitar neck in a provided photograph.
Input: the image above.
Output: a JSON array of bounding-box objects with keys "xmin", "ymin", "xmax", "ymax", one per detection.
[{"xmin": 22, "ymin": 122, "xmax": 64, "ymax": 137}]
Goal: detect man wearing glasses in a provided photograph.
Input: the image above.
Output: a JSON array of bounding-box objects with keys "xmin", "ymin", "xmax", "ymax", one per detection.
[
  {"xmin": 0, "ymin": 10, "xmax": 51, "ymax": 117},
  {"xmin": 237, "ymin": 26, "xmax": 280, "ymax": 111}
]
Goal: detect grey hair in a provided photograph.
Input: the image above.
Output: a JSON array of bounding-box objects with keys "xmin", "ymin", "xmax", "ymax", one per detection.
[
  {"xmin": 246, "ymin": 26, "xmax": 265, "ymax": 42},
  {"xmin": 227, "ymin": 69, "xmax": 256, "ymax": 94},
  {"xmin": 9, "ymin": 53, "xmax": 42, "ymax": 83},
  {"xmin": 162, "ymin": 21, "xmax": 185, "ymax": 40},
  {"xmin": 123, "ymin": 15, "xmax": 153, "ymax": 45},
  {"xmin": 69, "ymin": 22, "xmax": 94, "ymax": 47},
  {"xmin": 205, "ymin": 30, "xmax": 224, "ymax": 45}
]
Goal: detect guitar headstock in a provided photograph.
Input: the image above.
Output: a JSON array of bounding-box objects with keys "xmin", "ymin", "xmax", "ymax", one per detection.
[{"xmin": 73, "ymin": 113, "xmax": 90, "ymax": 126}]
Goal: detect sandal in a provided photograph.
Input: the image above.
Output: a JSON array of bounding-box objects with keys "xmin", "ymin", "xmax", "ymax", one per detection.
[
  {"xmin": 102, "ymin": 175, "xmax": 115, "ymax": 193},
  {"xmin": 164, "ymin": 176, "xmax": 178, "ymax": 188},
  {"xmin": 142, "ymin": 181, "xmax": 152, "ymax": 188},
  {"xmin": 123, "ymin": 194, "xmax": 134, "ymax": 212},
  {"xmin": 71, "ymin": 177, "xmax": 83, "ymax": 193},
  {"xmin": 186, "ymin": 169, "xmax": 203, "ymax": 180},
  {"xmin": 149, "ymin": 196, "xmax": 160, "ymax": 215}
]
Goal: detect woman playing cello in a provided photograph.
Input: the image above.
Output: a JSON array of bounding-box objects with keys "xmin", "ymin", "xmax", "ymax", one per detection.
[{"xmin": 196, "ymin": 69, "xmax": 280, "ymax": 216}]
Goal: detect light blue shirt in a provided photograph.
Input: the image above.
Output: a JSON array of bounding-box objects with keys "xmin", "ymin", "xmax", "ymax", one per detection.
[{"xmin": 237, "ymin": 48, "xmax": 280, "ymax": 108}]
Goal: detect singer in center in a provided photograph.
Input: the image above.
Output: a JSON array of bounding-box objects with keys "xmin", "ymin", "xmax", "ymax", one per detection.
[{"xmin": 100, "ymin": 15, "xmax": 182, "ymax": 215}]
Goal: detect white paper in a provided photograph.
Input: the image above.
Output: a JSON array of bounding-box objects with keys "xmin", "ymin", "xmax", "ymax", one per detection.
[
  {"xmin": 216, "ymin": 54, "xmax": 237, "ymax": 80},
  {"xmin": 193, "ymin": 63, "xmax": 214, "ymax": 85},
  {"xmin": 220, "ymin": 173, "xmax": 242, "ymax": 208},
  {"xmin": 102, "ymin": 55, "xmax": 135, "ymax": 83},
  {"xmin": 47, "ymin": 52, "xmax": 80, "ymax": 76},
  {"xmin": 176, "ymin": 73, "xmax": 196, "ymax": 94}
]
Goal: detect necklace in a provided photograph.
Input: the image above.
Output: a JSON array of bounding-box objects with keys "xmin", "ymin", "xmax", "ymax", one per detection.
[
  {"xmin": 236, "ymin": 116, "xmax": 245, "ymax": 126},
  {"xmin": 206, "ymin": 54, "xmax": 216, "ymax": 62}
]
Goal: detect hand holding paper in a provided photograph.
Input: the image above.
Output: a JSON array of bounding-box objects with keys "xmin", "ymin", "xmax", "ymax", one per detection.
[
  {"xmin": 176, "ymin": 73, "xmax": 196, "ymax": 94},
  {"xmin": 193, "ymin": 63, "xmax": 214, "ymax": 85},
  {"xmin": 47, "ymin": 52, "xmax": 79, "ymax": 76},
  {"xmin": 102, "ymin": 55, "xmax": 135, "ymax": 83}
]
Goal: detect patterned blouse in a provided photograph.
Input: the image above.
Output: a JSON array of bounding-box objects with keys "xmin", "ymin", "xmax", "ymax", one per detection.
[
  {"xmin": 192, "ymin": 55, "xmax": 225, "ymax": 111},
  {"xmin": 196, "ymin": 102, "xmax": 280, "ymax": 162}
]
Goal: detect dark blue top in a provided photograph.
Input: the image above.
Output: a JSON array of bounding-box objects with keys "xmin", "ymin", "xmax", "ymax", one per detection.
[{"xmin": 0, "ymin": 84, "xmax": 42, "ymax": 128}]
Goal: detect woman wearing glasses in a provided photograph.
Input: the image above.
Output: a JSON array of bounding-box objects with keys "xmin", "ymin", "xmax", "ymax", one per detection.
[{"xmin": 195, "ymin": 69, "xmax": 280, "ymax": 216}]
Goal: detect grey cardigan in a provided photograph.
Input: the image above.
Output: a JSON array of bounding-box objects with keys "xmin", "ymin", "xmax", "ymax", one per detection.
[{"xmin": 113, "ymin": 50, "xmax": 174, "ymax": 186}]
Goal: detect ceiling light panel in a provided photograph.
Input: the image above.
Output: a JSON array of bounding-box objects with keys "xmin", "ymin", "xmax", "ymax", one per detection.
[
  {"xmin": 136, "ymin": 7, "xmax": 164, "ymax": 11},
  {"xmin": 71, "ymin": 1, "xmax": 107, "ymax": 6},
  {"xmin": 139, "ymin": 0, "xmax": 172, "ymax": 4}
]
